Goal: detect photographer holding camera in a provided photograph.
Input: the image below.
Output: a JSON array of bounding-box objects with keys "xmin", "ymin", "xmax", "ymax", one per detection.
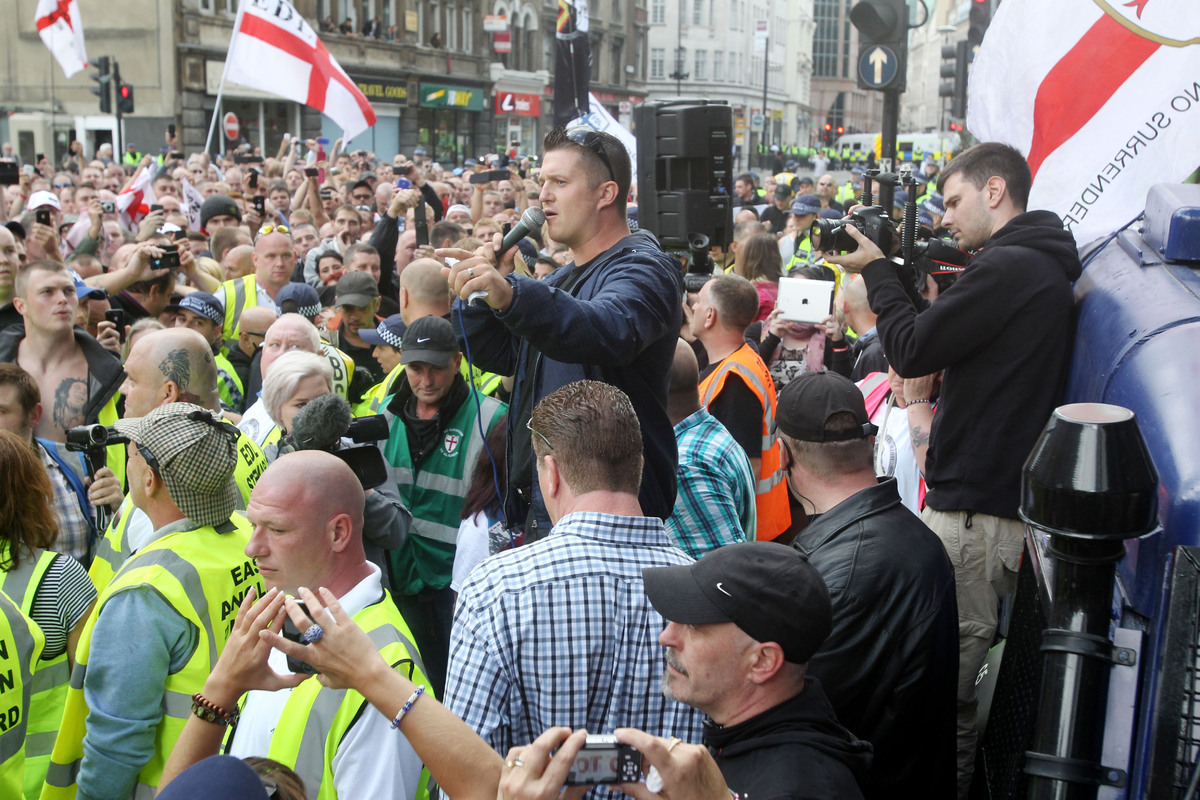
[{"xmin": 821, "ymin": 142, "xmax": 1082, "ymax": 796}]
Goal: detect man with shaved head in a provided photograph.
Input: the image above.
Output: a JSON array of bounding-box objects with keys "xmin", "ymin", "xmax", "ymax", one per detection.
[
  {"xmin": 222, "ymin": 244, "xmax": 256, "ymax": 281},
  {"xmin": 228, "ymin": 450, "xmax": 430, "ymax": 800},
  {"xmin": 398, "ymin": 258, "xmax": 451, "ymax": 323},
  {"xmin": 219, "ymin": 228, "xmax": 295, "ymax": 350},
  {"xmin": 841, "ymin": 275, "xmax": 886, "ymax": 381},
  {"xmin": 88, "ymin": 327, "xmax": 269, "ymax": 594}
]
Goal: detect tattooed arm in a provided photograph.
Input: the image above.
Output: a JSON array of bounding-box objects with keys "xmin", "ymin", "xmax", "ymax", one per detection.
[{"xmin": 903, "ymin": 374, "xmax": 938, "ymax": 478}]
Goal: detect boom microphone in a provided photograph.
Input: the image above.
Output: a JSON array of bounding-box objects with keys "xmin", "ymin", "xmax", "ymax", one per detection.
[
  {"xmin": 499, "ymin": 206, "xmax": 546, "ymax": 254},
  {"xmin": 287, "ymin": 392, "xmax": 352, "ymax": 452}
]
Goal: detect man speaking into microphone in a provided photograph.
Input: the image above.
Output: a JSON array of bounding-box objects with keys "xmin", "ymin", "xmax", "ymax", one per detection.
[{"xmin": 440, "ymin": 127, "xmax": 683, "ymax": 540}]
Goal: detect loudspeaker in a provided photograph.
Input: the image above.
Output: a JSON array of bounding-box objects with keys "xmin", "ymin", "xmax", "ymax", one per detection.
[{"xmin": 634, "ymin": 100, "xmax": 734, "ymax": 250}]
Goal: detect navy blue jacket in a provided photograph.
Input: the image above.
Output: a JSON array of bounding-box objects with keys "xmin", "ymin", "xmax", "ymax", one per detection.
[{"xmin": 455, "ymin": 230, "xmax": 683, "ymax": 533}]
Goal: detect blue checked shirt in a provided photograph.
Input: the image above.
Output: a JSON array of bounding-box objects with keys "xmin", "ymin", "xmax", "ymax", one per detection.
[
  {"xmin": 444, "ymin": 512, "xmax": 705, "ymax": 796},
  {"xmin": 666, "ymin": 409, "xmax": 756, "ymax": 559}
]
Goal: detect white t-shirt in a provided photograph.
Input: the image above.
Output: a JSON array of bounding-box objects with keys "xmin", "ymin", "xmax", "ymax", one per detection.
[
  {"xmin": 451, "ymin": 511, "xmax": 491, "ymax": 594},
  {"xmin": 229, "ymin": 564, "xmax": 422, "ymax": 800},
  {"xmin": 871, "ymin": 395, "xmax": 922, "ymax": 515}
]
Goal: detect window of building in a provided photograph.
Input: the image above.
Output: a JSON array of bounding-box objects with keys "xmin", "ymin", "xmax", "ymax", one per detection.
[
  {"xmin": 651, "ymin": 0, "xmax": 665, "ymax": 24},
  {"xmin": 813, "ymin": 0, "xmax": 840, "ymax": 78},
  {"xmin": 713, "ymin": 51, "xmax": 723, "ymax": 81},
  {"xmin": 693, "ymin": 0, "xmax": 703, "ymax": 25},
  {"xmin": 612, "ymin": 40, "xmax": 624, "ymax": 84},
  {"xmin": 590, "ymin": 32, "xmax": 603, "ymax": 82},
  {"xmin": 695, "ymin": 50, "xmax": 706, "ymax": 81},
  {"xmin": 651, "ymin": 47, "xmax": 665, "ymax": 79}
]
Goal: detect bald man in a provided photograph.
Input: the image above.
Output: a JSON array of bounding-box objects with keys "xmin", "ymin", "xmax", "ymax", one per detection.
[
  {"xmin": 398, "ymin": 257, "xmax": 451, "ymax": 323},
  {"xmin": 88, "ymin": 327, "xmax": 269, "ymax": 594},
  {"xmin": 842, "ymin": 276, "xmax": 886, "ymax": 381},
  {"xmin": 226, "ymin": 304, "xmax": 277, "ymax": 404},
  {"xmin": 222, "ymin": 244, "xmax": 256, "ymax": 281},
  {"xmin": 219, "ymin": 229, "xmax": 295, "ymax": 350},
  {"xmin": 230, "ymin": 451, "xmax": 429, "ymax": 800}
]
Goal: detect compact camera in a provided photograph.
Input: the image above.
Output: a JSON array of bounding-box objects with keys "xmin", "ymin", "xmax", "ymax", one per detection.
[{"xmin": 563, "ymin": 735, "xmax": 641, "ymax": 786}]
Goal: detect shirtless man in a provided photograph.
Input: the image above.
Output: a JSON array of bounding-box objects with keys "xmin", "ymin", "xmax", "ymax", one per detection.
[{"xmin": 0, "ymin": 260, "xmax": 124, "ymax": 442}]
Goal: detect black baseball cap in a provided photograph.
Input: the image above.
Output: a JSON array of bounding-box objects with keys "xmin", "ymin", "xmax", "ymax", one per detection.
[
  {"xmin": 400, "ymin": 315, "xmax": 458, "ymax": 366},
  {"xmin": 643, "ymin": 542, "xmax": 832, "ymax": 664},
  {"xmin": 777, "ymin": 370, "xmax": 876, "ymax": 442}
]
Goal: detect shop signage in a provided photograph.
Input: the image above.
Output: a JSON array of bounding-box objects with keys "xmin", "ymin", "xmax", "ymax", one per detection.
[
  {"xmin": 419, "ymin": 83, "xmax": 483, "ymax": 111},
  {"xmin": 495, "ymin": 91, "xmax": 540, "ymax": 116}
]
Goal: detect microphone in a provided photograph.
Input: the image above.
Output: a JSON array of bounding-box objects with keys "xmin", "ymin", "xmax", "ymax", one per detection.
[
  {"xmin": 286, "ymin": 392, "xmax": 351, "ymax": 452},
  {"xmin": 469, "ymin": 206, "xmax": 546, "ymax": 306},
  {"xmin": 499, "ymin": 206, "xmax": 546, "ymax": 255}
]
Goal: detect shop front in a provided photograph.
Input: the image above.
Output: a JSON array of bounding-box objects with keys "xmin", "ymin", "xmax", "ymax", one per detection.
[
  {"xmin": 493, "ymin": 90, "xmax": 541, "ymax": 156},
  {"xmin": 416, "ymin": 82, "xmax": 484, "ymax": 165}
]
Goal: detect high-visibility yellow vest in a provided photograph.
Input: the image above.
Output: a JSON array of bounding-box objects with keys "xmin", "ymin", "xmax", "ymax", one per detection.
[
  {"xmin": 220, "ymin": 275, "xmax": 259, "ymax": 352},
  {"xmin": 0, "ymin": 588, "xmax": 44, "ymax": 800},
  {"xmin": 0, "ymin": 546, "xmax": 71, "ymax": 799},
  {"xmin": 242, "ymin": 594, "xmax": 433, "ymax": 800},
  {"xmin": 42, "ymin": 516, "xmax": 259, "ymax": 800}
]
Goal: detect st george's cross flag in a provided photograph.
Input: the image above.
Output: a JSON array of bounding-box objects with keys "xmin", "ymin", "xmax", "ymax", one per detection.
[
  {"xmin": 224, "ymin": 0, "xmax": 376, "ymax": 141},
  {"xmin": 115, "ymin": 166, "xmax": 157, "ymax": 233},
  {"xmin": 35, "ymin": 0, "xmax": 88, "ymax": 77},
  {"xmin": 967, "ymin": 0, "xmax": 1200, "ymax": 246}
]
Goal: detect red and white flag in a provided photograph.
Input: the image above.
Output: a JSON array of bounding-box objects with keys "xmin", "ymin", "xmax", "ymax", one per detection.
[
  {"xmin": 180, "ymin": 177, "xmax": 206, "ymax": 232},
  {"xmin": 224, "ymin": 0, "xmax": 376, "ymax": 141},
  {"xmin": 116, "ymin": 167, "xmax": 157, "ymax": 233},
  {"xmin": 36, "ymin": 0, "xmax": 88, "ymax": 77},
  {"xmin": 967, "ymin": 0, "xmax": 1200, "ymax": 246}
]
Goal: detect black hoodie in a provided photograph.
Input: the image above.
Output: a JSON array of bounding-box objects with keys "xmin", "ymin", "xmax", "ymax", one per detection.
[
  {"xmin": 706, "ymin": 677, "xmax": 873, "ymax": 800},
  {"xmin": 861, "ymin": 210, "xmax": 1082, "ymax": 518}
]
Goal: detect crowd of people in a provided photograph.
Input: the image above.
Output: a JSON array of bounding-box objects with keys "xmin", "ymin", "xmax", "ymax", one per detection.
[{"xmin": 0, "ymin": 126, "xmax": 1082, "ymax": 800}]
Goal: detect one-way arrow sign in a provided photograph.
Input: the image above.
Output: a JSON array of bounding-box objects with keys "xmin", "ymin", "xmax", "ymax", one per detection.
[{"xmin": 858, "ymin": 44, "xmax": 898, "ymax": 89}]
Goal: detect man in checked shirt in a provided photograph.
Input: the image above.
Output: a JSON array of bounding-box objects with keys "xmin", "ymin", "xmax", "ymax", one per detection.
[{"xmin": 444, "ymin": 381, "xmax": 704, "ymax": 797}]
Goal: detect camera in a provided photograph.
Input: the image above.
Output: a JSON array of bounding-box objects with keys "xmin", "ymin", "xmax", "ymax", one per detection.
[
  {"xmin": 682, "ymin": 232, "xmax": 715, "ymax": 294},
  {"xmin": 101, "ymin": 201, "xmax": 116, "ymax": 214},
  {"xmin": 252, "ymin": 195, "xmax": 266, "ymax": 215},
  {"xmin": 152, "ymin": 244, "xmax": 181, "ymax": 271},
  {"xmin": 66, "ymin": 423, "xmax": 129, "ymax": 452},
  {"xmin": 811, "ymin": 206, "xmax": 897, "ymax": 255},
  {"xmin": 911, "ymin": 237, "xmax": 971, "ymax": 294},
  {"xmin": 564, "ymin": 735, "xmax": 641, "ymax": 786},
  {"xmin": 36, "ymin": 208, "xmax": 52, "ymax": 227},
  {"xmin": 305, "ymin": 167, "xmax": 319, "ymax": 178}
]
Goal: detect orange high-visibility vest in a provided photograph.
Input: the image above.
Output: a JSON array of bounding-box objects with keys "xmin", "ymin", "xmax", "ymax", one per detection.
[{"xmin": 699, "ymin": 344, "xmax": 791, "ymax": 540}]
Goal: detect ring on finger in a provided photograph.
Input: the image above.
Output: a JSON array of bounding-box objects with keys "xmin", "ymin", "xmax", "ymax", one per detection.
[{"xmin": 468, "ymin": 267, "xmax": 475, "ymax": 278}]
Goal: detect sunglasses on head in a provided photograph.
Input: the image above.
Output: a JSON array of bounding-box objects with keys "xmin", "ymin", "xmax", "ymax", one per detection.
[{"xmin": 564, "ymin": 127, "xmax": 616, "ymax": 184}]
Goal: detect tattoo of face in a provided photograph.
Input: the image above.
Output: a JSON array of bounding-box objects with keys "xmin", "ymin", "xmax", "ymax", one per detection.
[
  {"xmin": 52, "ymin": 377, "xmax": 88, "ymax": 432},
  {"xmin": 910, "ymin": 425, "xmax": 931, "ymax": 450},
  {"xmin": 159, "ymin": 348, "xmax": 192, "ymax": 393}
]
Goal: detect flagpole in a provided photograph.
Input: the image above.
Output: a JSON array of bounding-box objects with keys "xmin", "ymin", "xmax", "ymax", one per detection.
[{"xmin": 205, "ymin": 0, "xmax": 248, "ymax": 154}]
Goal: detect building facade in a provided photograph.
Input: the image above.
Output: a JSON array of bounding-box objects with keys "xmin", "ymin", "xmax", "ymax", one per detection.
[
  {"xmin": 1, "ymin": 0, "xmax": 648, "ymax": 166},
  {"xmin": 643, "ymin": 0, "xmax": 815, "ymax": 171},
  {"xmin": 809, "ymin": 0, "xmax": 883, "ymax": 141}
]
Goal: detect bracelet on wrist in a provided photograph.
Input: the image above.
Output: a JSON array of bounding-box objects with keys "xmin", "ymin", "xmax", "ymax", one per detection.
[
  {"xmin": 906, "ymin": 397, "xmax": 931, "ymax": 406},
  {"xmin": 390, "ymin": 685, "xmax": 426, "ymax": 730},
  {"xmin": 191, "ymin": 692, "xmax": 240, "ymax": 727}
]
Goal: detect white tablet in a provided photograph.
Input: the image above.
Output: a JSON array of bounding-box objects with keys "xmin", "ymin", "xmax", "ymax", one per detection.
[{"xmin": 777, "ymin": 277, "xmax": 836, "ymax": 325}]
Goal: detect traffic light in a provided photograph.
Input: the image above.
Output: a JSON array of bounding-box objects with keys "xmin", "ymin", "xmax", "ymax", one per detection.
[
  {"xmin": 968, "ymin": 0, "xmax": 993, "ymax": 48},
  {"xmin": 823, "ymin": 123, "xmax": 833, "ymax": 145},
  {"xmin": 117, "ymin": 82, "xmax": 135, "ymax": 115},
  {"xmin": 90, "ymin": 56, "xmax": 112, "ymax": 114},
  {"xmin": 836, "ymin": 126, "xmax": 845, "ymax": 136},
  {"xmin": 939, "ymin": 41, "xmax": 969, "ymax": 118},
  {"xmin": 850, "ymin": 0, "xmax": 909, "ymax": 92}
]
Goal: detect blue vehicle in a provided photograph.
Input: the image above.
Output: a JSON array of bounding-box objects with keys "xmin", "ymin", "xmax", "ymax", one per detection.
[{"xmin": 976, "ymin": 184, "xmax": 1200, "ymax": 799}]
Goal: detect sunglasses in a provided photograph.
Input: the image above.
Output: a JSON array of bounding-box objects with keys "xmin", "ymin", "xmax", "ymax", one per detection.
[
  {"xmin": 258, "ymin": 224, "xmax": 290, "ymax": 235},
  {"xmin": 565, "ymin": 127, "xmax": 616, "ymax": 184},
  {"xmin": 526, "ymin": 417, "xmax": 553, "ymax": 451}
]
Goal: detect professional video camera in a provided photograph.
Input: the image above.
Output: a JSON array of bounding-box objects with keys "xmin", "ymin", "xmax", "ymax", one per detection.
[
  {"xmin": 65, "ymin": 423, "xmax": 131, "ymax": 530},
  {"xmin": 278, "ymin": 393, "xmax": 391, "ymax": 489},
  {"xmin": 682, "ymin": 232, "xmax": 716, "ymax": 294},
  {"xmin": 810, "ymin": 167, "xmax": 970, "ymax": 294}
]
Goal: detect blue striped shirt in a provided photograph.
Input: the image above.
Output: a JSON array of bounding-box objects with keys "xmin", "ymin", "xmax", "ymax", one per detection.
[
  {"xmin": 444, "ymin": 511, "xmax": 705, "ymax": 797},
  {"xmin": 666, "ymin": 409, "xmax": 756, "ymax": 558}
]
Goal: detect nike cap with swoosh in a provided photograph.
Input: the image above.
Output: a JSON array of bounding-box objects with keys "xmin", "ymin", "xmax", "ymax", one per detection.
[
  {"xmin": 642, "ymin": 541, "xmax": 832, "ymax": 664},
  {"xmin": 400, "ymin": 314, "xmax": 459, "ymax": 367}
]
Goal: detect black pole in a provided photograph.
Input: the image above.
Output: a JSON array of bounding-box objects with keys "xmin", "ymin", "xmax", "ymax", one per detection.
[
  {"xmin": 879, "ymin": 89, "xmax": 899, "ymax": 212},
  {"xmin": 761, "ymin": 34, "xmax": 769, "ymax": 150}
]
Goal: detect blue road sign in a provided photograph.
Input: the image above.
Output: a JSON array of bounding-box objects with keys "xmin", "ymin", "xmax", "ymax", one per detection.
[{"xmin": 858, "ymin": 45, "xmax": 898, "ymax": 89}]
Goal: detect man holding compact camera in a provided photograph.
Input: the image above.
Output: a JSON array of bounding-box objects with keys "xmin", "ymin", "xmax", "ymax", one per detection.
[
  {"xmin": 496, "ymin": 542, "xmax": 872, "ymax": 800},
  {"xmin": 822, "ymin": 142, "xmax": 1083, "ymax": 796}
]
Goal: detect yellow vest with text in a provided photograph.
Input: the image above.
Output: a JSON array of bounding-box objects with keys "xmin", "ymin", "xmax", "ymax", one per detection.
[
  {"xmin": 42, "ymin": 516, "xmax": 259, "ymax": 800},
  {"xmin": 0, "ymin": 546, "xmax": 71, "ymax": 799},
  {"xmin": 87, "ymin": 425, "xmax": 267, "ymax": 596},
  {"xmin": 0, "ymin": 588, "xmax": 44, "ymax": 800},
  {"xmin": 251, "ymin": 594, "xmax": 433, "ymax": 800}
]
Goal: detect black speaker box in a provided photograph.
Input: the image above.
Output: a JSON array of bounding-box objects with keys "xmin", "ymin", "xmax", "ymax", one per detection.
[{"xmin": 633, "ymin": 100, "xmax": 734, "ymax": 250}]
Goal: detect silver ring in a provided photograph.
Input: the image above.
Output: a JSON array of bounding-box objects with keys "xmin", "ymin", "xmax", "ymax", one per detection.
[
  {"xmin": 300, "ymin": 624, "xmax": 324, "ymax": 644},
  {"xmin": 468, "ymin": 267, "xmax": 475, "ymax": 278},
  {"xmin": 505, "ymin": 757, "xmax": 524, "ymax": 768}
]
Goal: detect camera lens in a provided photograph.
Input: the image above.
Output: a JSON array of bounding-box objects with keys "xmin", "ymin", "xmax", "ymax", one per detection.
[{"xmin": 811, "ymin": 219, "xmax": 858, "ymax": 254}]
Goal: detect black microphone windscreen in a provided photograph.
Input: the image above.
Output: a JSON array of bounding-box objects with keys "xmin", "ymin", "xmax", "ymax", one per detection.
[{"xmin": 289, "ymin": 392, "xmax": 352, "ymax": 451}]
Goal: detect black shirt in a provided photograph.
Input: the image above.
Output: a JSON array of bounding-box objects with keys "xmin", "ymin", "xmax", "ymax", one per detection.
[{"xmin": 699, "ymin": 360, "xmax": 762, "ymax": 460}]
